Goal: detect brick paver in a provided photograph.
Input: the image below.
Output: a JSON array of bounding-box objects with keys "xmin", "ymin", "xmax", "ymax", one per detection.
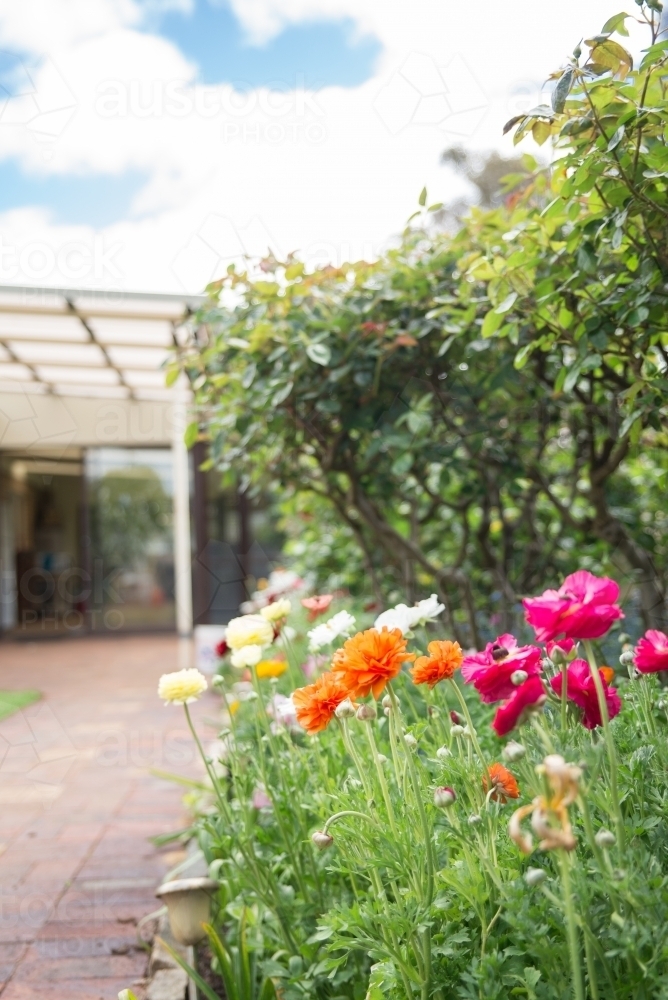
[{"xmin": 0, "ymin": 636, "xmax": 212, "ymax": 999}]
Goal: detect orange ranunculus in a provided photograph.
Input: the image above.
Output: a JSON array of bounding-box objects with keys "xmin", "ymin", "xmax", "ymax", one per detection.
[
  {"xmin": 331, "ymin": 627, "xmax": 415, "ymax": 699},
  {"xmin": 410, "ymin": 639, "xmax": 463, "ymax": 688},
  {"xmin": 292, "ymin": 672, "xmax": 352, "ymax": 734},
  {"xmin": 301, "ymin": 594, "xmax": 334, "ymax": 620},
  {"xmin": 483, "ymin": 762, "xmax": 520, "ymax": 803}
]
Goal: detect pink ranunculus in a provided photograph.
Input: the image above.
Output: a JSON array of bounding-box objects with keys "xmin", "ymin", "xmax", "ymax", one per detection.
[
  {"xmin": 549, "ymin": 659, "xmax": 621, "ymax": 730},
  {"xmin": 523, "ymin": 570, "xmax": 623, "ymax": 642},
  {"xmin": 492, "ymin": 675, "xmax": 547, "ymax": 736},
  {"xmin": 461, "ymin": 633, "xmax": 542, "ymax": 703},
  {"xmin": 546, "ymin": 638, "xmax": 575, "ymax": 660},
  {"xmin": 252, "ymin": 785, "xmax": 272, "ymax": 810},
  {"xmin": 634, "ymin": 629, "xmax": 668, "ymax": 674}
]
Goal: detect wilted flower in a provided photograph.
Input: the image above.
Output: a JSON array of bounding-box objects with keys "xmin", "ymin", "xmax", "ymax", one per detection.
[
  {"xmin": 158, "ymin": 669, "xmax": 208, "ymax": 705},
  {"xmin": 260, "ymin": 598, "xmax": 291, "ymax": 622},
  {"xmin": 492, "ymin": 675, "xmax": 547, "ymax": 736},
  {"xmin": 434, "ymin": 786, "xmax": 456, "ymax": 808},
  {"xmin": 293, "ymin": 672, "xmax": 352, "ymax": 734},
  {"xmin": 634, "ymin": 629, "xmax": 668, "ymax": 674},
  {"xmin": 308, "ymin": 610, "xmax": 356, "ymax": 651},
  {"xmin": 549, "ymin": 659, "xmax": 621, "ymax": 729},
  {"xmin": 331, "ymin": 627, "xmax": 415, "ymax": 699},
  {"xmin": 523, "ymin": 570, "xmax": 623, "ymax": 642},
  {"xmin": 312, "ymin": 830, "xmax": 333, "ymax": 849},
  {"xmin": 231, "ymin": 644, "xmax": 263, "ymax": 669},
  {"xmin": 509, "ymin": 754, "xmax": 581, "ymax": 854},
  {"xmin": 411, "ymin": 639, "xmax": 463, "ymax": 688},
  {"xmin": 483, "ymin": 762, "xmax": 520, "ymax": 803},
  {"xmin": 301, "ymin": 594, "xmax": 334, "ymax": 620},
  {"xmin": 461, "ymin": 633, "xmax": 542, "ymax": 703},
  {"xmin": 226, "ymin": 614, "xmax": 274, "ymax": 650}
]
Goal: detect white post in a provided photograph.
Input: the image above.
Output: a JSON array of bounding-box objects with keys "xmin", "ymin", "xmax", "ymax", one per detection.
[{"xmin": 172, "ymin": 383, "xmax": 193, "ymax": 637}]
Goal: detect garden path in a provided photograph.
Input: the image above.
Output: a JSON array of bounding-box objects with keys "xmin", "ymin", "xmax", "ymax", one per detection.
[{"xmin": 0, "ymin": 635, "xmax": 211, "ymax": 999}]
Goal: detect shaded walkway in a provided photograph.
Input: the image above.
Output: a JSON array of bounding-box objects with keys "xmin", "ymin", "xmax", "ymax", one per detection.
[{"xmin": 0, "ymin": 635, "xmax": 210, "ymax": 999}]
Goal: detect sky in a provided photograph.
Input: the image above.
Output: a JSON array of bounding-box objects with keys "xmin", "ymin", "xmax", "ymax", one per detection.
[{"xmin": 0, "ymin": 0, "xmax": 630, "ymax": 293}]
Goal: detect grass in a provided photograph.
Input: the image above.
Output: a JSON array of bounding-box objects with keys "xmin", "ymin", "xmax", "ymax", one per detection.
[{"xmin": 0, "ymin": 690, "xmax": 41, "ymax": 721}]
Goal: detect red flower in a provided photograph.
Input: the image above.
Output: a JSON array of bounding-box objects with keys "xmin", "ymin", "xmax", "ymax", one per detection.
[
  {"xmin": 634, "ymin": 629, "xmax": 668, "ymax": 674},
  {"xmin": 549, "ymin": 659, "xmax": 621, "ymax": 729},
  {"xmin": 546, "ymin": 638, "xmax": 575, "ymax": 660},
  {"xmin": 301, "ymin": 594, "xmax": 334, "ymax": 621},
  {"xmin": 461, "ymin": 633, "xmax": 542, "ymax": 703},
  {"xmin": 492, "ymin": 675, "xmax": 546, "ymax": 737},
  {"xmin": 215, "ymin": 638, "xmax": 229, "ymax": 658},
  {"xmin": 523, "ymin": 570, "xmax": 623, "ymax": 642}
]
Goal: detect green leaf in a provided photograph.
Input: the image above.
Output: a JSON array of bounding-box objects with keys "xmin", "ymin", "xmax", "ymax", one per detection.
[
  {"xmin": 551, "ymin": 68, "xmax": 574, "ymax": 113},
  {"xmin": 495, "ymin": 291, "xmax": 518, "ymax": 315},
  {"xmin": 619, "ymin": 408, "xmax": 643, "ymax": 438},
  {"xmin": 306, "ymin": 342, "xmax": 331, "ymax": 366},
  {"xmin": 418, "ymin": 186, "xmax": 427, "ymax": 206},
  {"xmin": 118, "ymin": 992, "xmax": 139, "ymax": 1000},
  {"xmin": 241, "ymin": 363, "xmax": 257, "ymax": 389},
  {"xmin": 391, "ymin": 453, "xmax": 413, "ymax": 476},
  {"xmin": 601, "ymin": 12, "xmax": 629, "ymax": 36},
  {"xmin": 514, "ymin": 342, "xmax": 535, "ymax": 370},
  {"xmin": 165, "ymin": 366, "xmax": 180, "ymax": 387},
  {"xmin": 228, "ymin": 337, "xmax": 251, "ymax": 349},
  {"xmin": 481, "ymin": 308, "xmax": 503, "ymax": 338},
  {"xmin": 155, "ymin": 938, "xmax": 221, "ymax": 1000},
  {"xmin": 184, "ymin": 421, "xmax": 199, "ymax": 449},
  {"xmin": 607, "ymin": 124, "xmax": 625, "ymax": 151},
  {"xmin": 437, "ymin": 335, "xmax": 455, "ymax": 356},
  {"xmin": 272, "ymin": 381, "xmax": 294, "ymax": 405}
]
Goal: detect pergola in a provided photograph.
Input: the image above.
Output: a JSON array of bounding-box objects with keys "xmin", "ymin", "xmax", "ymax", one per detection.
[{"xmin": 0, "ymin": 284, "xmax": 205, "ymax": 637}]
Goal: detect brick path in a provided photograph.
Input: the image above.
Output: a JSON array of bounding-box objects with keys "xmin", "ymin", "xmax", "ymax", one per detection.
[{"xmin": 0, "ymin": 636, "xmax": 212, "ymax": 999}]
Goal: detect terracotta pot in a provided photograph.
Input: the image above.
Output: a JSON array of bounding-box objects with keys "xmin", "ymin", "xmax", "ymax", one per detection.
[{"xmin": 156, "ymin": 877, "xmax": 218, "ymax": 946}]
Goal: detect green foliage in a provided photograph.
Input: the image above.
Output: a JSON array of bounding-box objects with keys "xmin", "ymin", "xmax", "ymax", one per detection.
[{"xmin": 178, "ymin": 6, "xmax": 668, "ymax": 641}]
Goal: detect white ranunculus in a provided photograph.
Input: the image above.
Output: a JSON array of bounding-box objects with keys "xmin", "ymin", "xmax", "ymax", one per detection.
[
  {"xmin": 158, "ymin": 668, "xmax": 208, "ymax": 705},
  {"xmin": 260, "ymin": 597, "xmax": 292, "ymax": 622},
  {"xmin": 411, "ymin": 594, "xmax": 445, "ymax": 626},
  {"xmin": 374, "ymin": 604, "xmax": 416, "ymax": 635},
  {"xmin": 225, "ymin": 614, "xmax": 274, "ymax": 650},
  {"xmin": 307, "ymin": 610, "xmax": 356, "ymax": 651},
  {"xmin": 230, "ymin": 644, "xmax": 263, "ymax": 668}
]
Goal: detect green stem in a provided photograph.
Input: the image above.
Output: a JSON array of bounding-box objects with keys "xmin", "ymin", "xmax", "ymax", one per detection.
[
  {"xmin": 558, "ymin": 851, "xmax": 585, "ymax": 1000},
  {"xmin": 448, "ymin": 680, "xmax": 489, "ymax": 782},
  {"xmin": 560, "ymin": 661, "xmax": 569, "ymax": 733},
  {"xmin": 364, "ymin": 721, "xmax": 400, "ymax": 839},
  {"xmin": 582, "ymin": 640, "xmax": 625, "ymax": 850}
]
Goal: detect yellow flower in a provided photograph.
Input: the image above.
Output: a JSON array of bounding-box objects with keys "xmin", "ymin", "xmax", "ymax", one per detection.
[
  {"xmin": 225, "ymin": 614, "xmax": 274, "ymax": 650},
  {"xmin": 260, "ymin": 598, "xmax": 291, "ymax": 622},
  {"xmin": 227, "ymin": 699, "xmax": 240, "ymax": 715},
  {"xmin": 158, "ymin": 668, "xmax": 207, "ymax": 705},
  {"xmin": 256, "ymin": 659, "xmax": 288, "ymax": 679},
  {"xmin": 509, "ymin": 754, "xmax": 581, "ymax": 855}
]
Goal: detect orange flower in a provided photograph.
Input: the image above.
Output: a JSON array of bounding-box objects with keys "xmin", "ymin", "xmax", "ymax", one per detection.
[
  {"xmin": 411, "ymin": 640, "xmax": 463, "ymax": 688},
  {"xmin": 292, "ymin": 672, "xmax": 352, "ymax": 734},
  {"xmin": 331, "ymin": 627, "xmax": 415, "ymax": 699},
  {"xmin": 301, "ymin": 594, "xmax": 334, "ymax": 621},
  {"xmin": 483, "ymin": 763, "xmax": 520, "ymax": 803}
]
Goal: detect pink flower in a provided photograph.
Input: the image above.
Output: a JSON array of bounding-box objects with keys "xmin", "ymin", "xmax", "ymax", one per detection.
[
  {"xmin": 634, "ymin": 629, "xmax": 668, "ymax": 674},
  {"xmin": 461, "ymin": 633, "xmax": 542, "ymax": 703},
  {"xmin": 549, "ymin": 659, "xmax": 621, "ymax": 729},
  {"xmin": 301, "ymin": 654, "xmax": 328, "ymax": 679},
  {"xmin": 252, "ymin": 785, "xmax": 272, "ymax": 810},
  {"xmin": 523, "ymin": 570, "xmax": 623, "ymax": 642},
  {"xmin": 492, "ymin": 675, "xmax": 546, "ymax": 736},
  {"xmin": 546, "ymin": 638, "xmax": 575, "ymax": 660}
]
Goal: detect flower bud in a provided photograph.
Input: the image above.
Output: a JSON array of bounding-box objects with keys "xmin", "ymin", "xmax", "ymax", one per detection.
[
  {"xmin": 356, "ymin": 703, "xmax": 377, "ymax": 721},
  {"xmin": 503, "ymin": 740, "xmax": 526, "ymax": 763},
  {"xmin": 657, "ymin": 699, "xmax": 667, "ymax": 712},
  {"xmin": 450, "ymin": 710, "xmax": 462, "ymax": 725},
  {"xmin": 436, "ymin": 746, "xmax": 451, "ymax": 760},
  {"xmin": 619, "ymin": 650, "xmax": 634, "ymax": 667},
  {"xmin": 618, "ymin": 632, "xmax": 630, "ymax": 646},
  {"xmin": 594, "ymin": 828, "xmax": 616, "ymax": 849},
  {"xmin": 433, "ymin": 786, "xmax": 456, "ymax": 808},
  {"xmin": 312, "ymin": 830, "xmax": 333, "ymax": 849},
  {"xmin": 377, "ymin": 754, "xmax": 388, "ymax": 764},
  {"xmin": 428, "ymin": 705, "xmax": 439, "ymax": 718},
  {"xmin": 383, "ymin": 706, "xmax": 391, "ymax": 717},
  {"xmin": 549, "ymin": 646, "xmax": 566, "ymax": 665},
  {"xmin": 450, "ymin": 724, "xmax": 465, "ymax": 737},
  {"xmin": 511, "ymin": 669, "xmax": 528, "ymax": 686},
  {"xmin": 335, "ymin": 698, "xmax": 356, "ymax": 719},
  {"xmin": 524, "ymin": 867, "xmax": 547, "ymax": 887},
  {"xmin": 462, "ymin": 725, "xmax": 475, "ymax": 740},
  {"xmin": 382, "ymin": 694, "xmax": 392, "ymax": 709},
  {"xmin": 468, "ymin": 813, "xmax": 482, "ymax": 825},
  {"xmin": 404, "ymin": 733, "xmax": 418, "ymax": 749}
]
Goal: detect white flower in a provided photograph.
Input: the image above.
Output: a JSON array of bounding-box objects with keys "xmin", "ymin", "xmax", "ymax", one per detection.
[
  {"xmin": 158, "ymin": 669, "xmax": 208, "ymax": 705},
  {"xmin": 231, "ymin": 644, "xmax": 263, "ymax": 668},
  {"xmin": 225, "ymin": 614, "xmax": 274, "ymax": 650},
  {"xmin": 275, "ymin": 625, "xmax": 297, "ymax": 647},
  {"xmin": 268, "ymin": 693, "xmax": 297, "ymax": 729},
  {"xmin": 307, "ymin": 610, "xmax": 356, "ymax": 651},
  {"xmin": 374, "ymin": 594, "xmax": 444, "ymax": 635},
  {"xmin": 411, "ymin": 594, "xmax": 445, "ymax": 627},
  {"xmin": 260, "ymin": 598, "xmax": 291, "ymax": 622}
]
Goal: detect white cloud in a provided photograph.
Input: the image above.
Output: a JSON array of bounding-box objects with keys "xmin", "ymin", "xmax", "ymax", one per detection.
[{"xmin": 0, "ymin": 0, "xmax": 637, "ymax": 293}]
